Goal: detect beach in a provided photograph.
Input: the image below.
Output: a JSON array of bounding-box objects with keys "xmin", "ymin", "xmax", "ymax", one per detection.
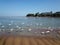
[
  {"xmin": 0, "ymin": 16, "xmax": 60, "ymax": 45},
  {"xmin": 0, "ymin": 0, "xmax": 60, "ymax": 45},
  {"xmin": 0, "ymin": 35, "xmax": 60, "ymax": 45},
  {"xmin": 0, "ymin": 28, "xmax": 60, "ymax": 45}
]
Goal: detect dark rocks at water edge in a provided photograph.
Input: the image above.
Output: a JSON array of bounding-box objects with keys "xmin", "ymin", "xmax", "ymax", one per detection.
[{"xmin": 26, "ymin": 11, "xmax": 60, "ymax": 17}]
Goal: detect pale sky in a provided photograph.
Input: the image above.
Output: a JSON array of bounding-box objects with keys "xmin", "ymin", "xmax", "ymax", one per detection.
[{"xmin": 0, "ymin": 0, "xmax": 60, "ymax": 16}]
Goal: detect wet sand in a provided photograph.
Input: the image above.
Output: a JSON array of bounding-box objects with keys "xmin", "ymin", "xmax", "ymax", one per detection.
[
  {"xmin": 0, "ymin": 35, "xmax": 60, "ymax": 45},
  {"xmin": 0, "ymin": 28, "xmax": 60, "ymax": 45}
]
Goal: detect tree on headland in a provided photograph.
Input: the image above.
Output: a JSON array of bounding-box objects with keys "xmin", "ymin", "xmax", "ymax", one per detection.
[
  {"xmin": 35, "ymin": 12, "xmax": 39, "ymax": 17},
  {"xmin": 26, "ymin": 13, "xmax": 34, "ymax": 17},
  {"xmin": 26, "ymin": 11, "xmax": 60, "ymax": 17},
  {"xmin": 52, "ymin": 11, "xmax": 60, "ymax": 17}
]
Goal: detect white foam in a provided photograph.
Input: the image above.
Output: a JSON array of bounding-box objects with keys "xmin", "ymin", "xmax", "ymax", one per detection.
[
  {"xmin": 21, "ymin": 28, "xmax": 24, "ymax": 30},
  {"xmin": 2, "ymin": 26, "xmax": 4, "ymax": 28},
  {"xmin": 46, "ymin": 31, "xmax": 50, "ymax": 33},
  {"xmin": 41, "ymin": 32, "xmax": 45, "ymax": 34},
  {"xmin": 16, "ymin": 26, "xmax": 19, "ymax": 28},
  {"xmin": 18, "ymin": 27, "xmax": 21, "ymax": 29},
  {"xmin": 8, "ymin": 24, "xmax": 11, "ymax": 26},
  {"xmin": 28, "ymin": 28, "xmax": 32, "ymax": 31},
  {"xmin": 10, "ymin": 29, "xmax": 13, "ymax": 31}
]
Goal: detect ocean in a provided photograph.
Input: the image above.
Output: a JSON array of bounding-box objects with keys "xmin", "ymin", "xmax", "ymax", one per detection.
[{"xmin": 0, "ymin": 16, "xmax": 60, "ymax": 36}]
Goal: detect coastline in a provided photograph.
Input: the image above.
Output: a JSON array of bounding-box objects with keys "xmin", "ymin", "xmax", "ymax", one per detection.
[
  {"xmin": 0, "ymin": 27, "xmax": 60, "ymax": 45},
  {"xmin": 0, "ymin": 28, "xmax": 60, "ymax": 38},
  {"xmin": 0, "ymin": 16, "xmax": 60, "ymax": 45}
]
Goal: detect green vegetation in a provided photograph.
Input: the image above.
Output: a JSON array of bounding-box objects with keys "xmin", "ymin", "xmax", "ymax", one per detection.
[{"xmin": 26, "ymin": 11, "xmax": 60, "ymax": 17}]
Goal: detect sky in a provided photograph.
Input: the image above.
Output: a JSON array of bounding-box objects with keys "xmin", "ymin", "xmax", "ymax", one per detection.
[{"xmin": 0, "ymin": 0, "xmax": 60, "ymax": 16}]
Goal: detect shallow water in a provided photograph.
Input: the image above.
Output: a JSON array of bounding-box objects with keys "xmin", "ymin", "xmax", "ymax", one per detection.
[
  {"xmin": 0, "ymin": 16, "xmax": 60, "ymax": 28},
  {"xmin": 0, "ymin": 16, "xmax": 60, "ymax": 37}
]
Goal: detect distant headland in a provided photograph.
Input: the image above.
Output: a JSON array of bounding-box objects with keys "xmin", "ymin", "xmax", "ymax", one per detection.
[{"xmin": 26, "ymin": 11, "xmax": 60, "ymax": 17}]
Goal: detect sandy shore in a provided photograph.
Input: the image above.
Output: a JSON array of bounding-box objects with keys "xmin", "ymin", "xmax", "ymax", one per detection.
[
  {"xmin": 0, "ymin": 35, "xmax": 60, "ymax": 45},
  {"xmin": 0, "ymin": 28, "xmax": 60, "ymax": 45}
]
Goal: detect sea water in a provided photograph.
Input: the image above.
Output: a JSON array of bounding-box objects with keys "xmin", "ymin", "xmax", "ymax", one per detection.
[{"xmin": 0, "ymin": 16, "xmax": 60, "ymax": 36}]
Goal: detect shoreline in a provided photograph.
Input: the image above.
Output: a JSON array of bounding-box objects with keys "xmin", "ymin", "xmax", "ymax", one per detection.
[
  {"xmin": 0, "ymin": 28, "xmax": 60, "ymax": 45},
  {"xmin": 0, "ymin": 28, "xmax": 60, "ymax": 39}
]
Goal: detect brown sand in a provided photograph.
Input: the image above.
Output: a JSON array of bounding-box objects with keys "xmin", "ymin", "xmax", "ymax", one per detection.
[{"xmin": 0, "ymin": 35, "xmax": 60, "ymax": 45}]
